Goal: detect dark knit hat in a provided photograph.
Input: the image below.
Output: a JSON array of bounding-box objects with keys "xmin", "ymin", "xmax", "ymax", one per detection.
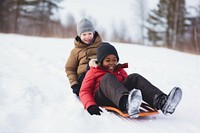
[
  {"xmin": 97, "ymin": 42, "xmax": 119, "ymax": 64},
  {"xmin": 77, "ymin": 18, "xmax": 95, "ymax": 36}
]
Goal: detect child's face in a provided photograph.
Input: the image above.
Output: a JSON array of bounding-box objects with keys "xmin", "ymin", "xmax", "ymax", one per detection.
[
  {"xmin": 80, "ymin": 31, "xmax": 94, "ymax": 44},
  {"xmin": 102, "ymin": 54, "xmax": 118, "ymax": 71}
]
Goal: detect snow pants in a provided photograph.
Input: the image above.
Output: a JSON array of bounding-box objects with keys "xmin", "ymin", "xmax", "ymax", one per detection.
[{"xmin": 94, "ymin": 73, "xmax": 164, "ymax": 109}]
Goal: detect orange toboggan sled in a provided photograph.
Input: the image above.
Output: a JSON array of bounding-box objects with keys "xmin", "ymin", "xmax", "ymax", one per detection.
[{"xmin": 102, "ymin": 102, "xmax": 159, "ymax": 118}]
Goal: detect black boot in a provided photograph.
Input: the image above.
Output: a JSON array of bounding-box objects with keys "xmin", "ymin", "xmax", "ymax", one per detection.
[
  {"xmin": 119, "ymin": 95, "xmax": 128, "ymax": 112},
  {"xmin": 153, "ymin": 93, "xmax": 167, "ymax": 111},
  {"xmin": 154, "ymin": 87, "xmax": 182, "ymax": 115}
]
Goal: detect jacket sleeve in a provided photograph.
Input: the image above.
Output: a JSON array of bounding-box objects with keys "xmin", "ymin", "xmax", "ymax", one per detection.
[
  {"xmin": 121, "ymin": 69, "xmax": 128, "ymax": 78},
  {"xmin": 119, "ymin": 63, "xmax": 128, "ymax": 79},
  {"xmin": 65, "ymin": 49, "xmax": 79, "ymax": 87},
  {"xmin": 79, "ymin": 69, "xmax": 97, "ymax": 109}
]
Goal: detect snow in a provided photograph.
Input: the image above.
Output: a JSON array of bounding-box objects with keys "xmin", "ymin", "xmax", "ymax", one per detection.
[{"xmin": 0, "ymin": 33, "xmax": 200, "ymax": 133}]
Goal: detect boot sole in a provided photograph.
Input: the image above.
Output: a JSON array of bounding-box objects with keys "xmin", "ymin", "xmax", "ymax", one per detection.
[
  {"xmin": 163, "ymin": 87, "xmax": 182, "ymax": 115},
  {"xmin": 128, "ymin": 89, "xmax": 142, "ymax": 118}
]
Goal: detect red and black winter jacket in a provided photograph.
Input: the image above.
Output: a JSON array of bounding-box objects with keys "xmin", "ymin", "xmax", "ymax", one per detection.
[{"xmin": 79, "ymin": 63, "xmax": 128, "ymax": 109}]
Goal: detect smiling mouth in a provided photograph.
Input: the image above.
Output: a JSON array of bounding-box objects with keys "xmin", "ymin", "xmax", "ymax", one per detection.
[
  {"xmin": 108, "ymin": 66, "xmax": 114, "ymax": 70},
  {"xmin": 85, "ymin": 39, "xmax": 91, "ymax": 42}
]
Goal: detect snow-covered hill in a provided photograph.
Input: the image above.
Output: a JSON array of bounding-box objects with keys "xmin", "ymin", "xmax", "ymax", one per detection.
[{"xmin": 0, "ymin": 33, "xmax": 200, "ymax": 133}]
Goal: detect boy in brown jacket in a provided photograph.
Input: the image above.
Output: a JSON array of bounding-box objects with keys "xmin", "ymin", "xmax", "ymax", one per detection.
[{"xmin": 65, "ymin": 18, "xmax": 102, "ymax": 97}]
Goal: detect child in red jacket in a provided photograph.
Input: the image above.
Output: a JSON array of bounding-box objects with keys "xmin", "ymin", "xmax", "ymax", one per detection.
[{"xmin": 79, "ymin": 42, "xmax": 182, "ymax": 118}]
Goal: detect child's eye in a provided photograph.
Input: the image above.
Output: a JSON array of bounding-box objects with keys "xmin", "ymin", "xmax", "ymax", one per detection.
[{"xmin": 105, "ymin": 59, "xmax": 110, "ymax": 62}]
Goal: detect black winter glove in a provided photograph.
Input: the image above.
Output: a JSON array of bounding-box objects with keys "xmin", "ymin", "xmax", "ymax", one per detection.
[
  {"xmin": 87, "ymin": 105, "xmax": 103, "ymax": 115},
  {"xmin": 71, "ymin": 84, "xmax": 80, "ymax": 97}
]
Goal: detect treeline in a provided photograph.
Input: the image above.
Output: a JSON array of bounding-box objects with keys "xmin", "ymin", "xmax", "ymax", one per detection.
[
  {"xmin": 0, "ymin": 0, "xmax": 131, "ymax": 42},
  {"xmin": 0, "ymin": 0, "xmax": 200, "ymax": 54},
  {"xmin": 146, "ymin": 0, "xmax": 200, "ymax": 54},
  {"xmin": 0, "ymin": 0, "xmax": 68, "ymax": 37}
]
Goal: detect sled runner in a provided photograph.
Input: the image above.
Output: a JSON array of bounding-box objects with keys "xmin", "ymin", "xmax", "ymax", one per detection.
[{"xmin": 102, "ymin": 102, "xmax": 159, "ymax": 118}]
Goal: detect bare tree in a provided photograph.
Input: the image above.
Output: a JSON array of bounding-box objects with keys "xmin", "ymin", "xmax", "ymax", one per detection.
[
  {"xmin": 146, "ymin": 0, "xmax": 187, "ymax": 49},
  {"xmin": 110, "ymin": 20, "xmax": 131, "ymax": 43},
  {"xmin": 131, "ymin": 0, "xmax": 147, "ymax": 45},
  {"xmin": 0, "ymin": 0, "xmax": 64, "ymax": 37},
  {"xmin": 64, "ymin": 13, "xmax": 76, "ymax": 38}
]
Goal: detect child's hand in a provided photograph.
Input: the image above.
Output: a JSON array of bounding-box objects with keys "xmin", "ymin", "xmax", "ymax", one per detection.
[
  {"xmin": 87, "ymin": 105, "xmax": 103, "ymax": 115},
  {"xmin": 71, "ymin": 84, "xmax": 80, "ymax": 96}
]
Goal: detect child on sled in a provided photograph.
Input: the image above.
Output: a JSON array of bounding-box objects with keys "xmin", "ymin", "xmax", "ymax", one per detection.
[
  {"xmin": 79, "ymin": 42, "xmax": 182, "ymax": 118},
  {"xmin": 65, "ymin": 18, "xmax": 102, "ymax": 97}
]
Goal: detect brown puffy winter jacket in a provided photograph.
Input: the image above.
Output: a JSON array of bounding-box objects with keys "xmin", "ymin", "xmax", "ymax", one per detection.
[{"xmin": 65, "ymin": 32, "xmax": 102, "ymax": 87}]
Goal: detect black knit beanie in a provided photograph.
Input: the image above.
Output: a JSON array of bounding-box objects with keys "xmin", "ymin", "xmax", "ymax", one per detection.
[{"xmin": 97, "ymin": 42, "xmax": 119, "ymax": 64}]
